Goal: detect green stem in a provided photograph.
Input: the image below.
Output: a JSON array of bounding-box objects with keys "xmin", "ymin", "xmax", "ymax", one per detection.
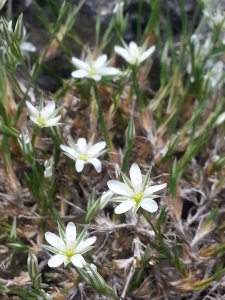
[
  {"xmin": 131, "ymin": 68, "xmax": 144, "ymax": 111},
  {"xmin": 31, "ymin": 126, "xmax": 41, "ymax": 147},
  {"xmin": 93, "ymin": 83, "xmax": 111, "ymax": 148}
]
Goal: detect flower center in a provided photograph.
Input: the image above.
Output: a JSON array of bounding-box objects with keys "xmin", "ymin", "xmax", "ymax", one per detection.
[
  {"xmin": 37, "ymin": 117, "xmax": 46, "ymax": 126},
  {"xmin": 65, "ymin": 248, "xmax": 75, "ymax": 258},
  {"xmin": 79, "ymin": 154, "xmax": 88, "ymax": 161},
  {"xmin": 133, "ymin": 192, "xmax": 144, "ymax": 202},
  {"xmin": 89, "ymin": 67, "xmax": 97, "ymax": 75}
]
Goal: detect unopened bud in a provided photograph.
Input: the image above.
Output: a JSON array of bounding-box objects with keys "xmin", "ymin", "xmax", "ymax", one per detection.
[
  {"xmin": 0, "ymin": 19, "xmax": 13, "ymax": 44},
  {"xmin": 126, "ymin": 116, "xmax": 136, "ymax": 144},
  {"xmin": 14, "ymin": 14, "xmax": 24, "ymax": 42},
  {"xmin": 0, "ymin": 44, "xmax": 17, "ymax": 67},
  {"xmin": 27, "ymin": 252, "xmax": 40, "ymax": 286},
  {"xmin": 44, "ymin": 156, "xmax": 54, "ymax": 178},
  {"xmin": 17, "ymin": 129, "xmax": 32, "ymax": 155}
]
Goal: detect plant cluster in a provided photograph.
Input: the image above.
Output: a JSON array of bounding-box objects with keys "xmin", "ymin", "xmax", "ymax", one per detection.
[{"xmin": 1, "ymin": 0, "xmax": 225, "ymax": 299}]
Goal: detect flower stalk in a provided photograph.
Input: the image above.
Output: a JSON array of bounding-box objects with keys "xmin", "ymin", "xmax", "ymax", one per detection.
[{"xmin": 93, "ymin": 84, "xmax": 111, "ymax": 148}]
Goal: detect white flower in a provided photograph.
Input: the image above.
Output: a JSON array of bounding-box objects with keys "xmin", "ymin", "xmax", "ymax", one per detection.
[
  {"xmin": 187, "ymin": 34, "xmax": 214, "ymax": 81},
  {"xmin": 26, "ymin": 100, "xmax": 61, "ymax": 128},
  {"xmin": 60, "ymin": 136, "xmax": 107, "ymax": 173},
  {"xmin": 114, "ymin": 41, "xmax": 155, "ymax": 66},
  {"xmin": 203, "ymin": 10, "xmax": 225, "ymax": 28},
  {"xmin": 44, "ymin": 156, "xmax": 54, "ymax": 178},
  {"xmin": 71, "ymin": 53, "xmax": 119, "ymax": 81},
  {"xmin": 42, "ymin": 222, "xmax": 97, "ymax": 268},
  {"xmin": 113, "ymin": 2, "xmax": 124, "ymax": 14},
  {"xmin": 107, "ymin": 163, "xmax": 167, "ymax": 214}
]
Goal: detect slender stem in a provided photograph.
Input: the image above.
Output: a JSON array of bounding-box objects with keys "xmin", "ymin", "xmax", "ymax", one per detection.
[
  {"xmin": 121, "ymin": 144, "xmax": 133, "ymax": 174},
  {"xmin": 31, "ymin": 126, "xmax": 41, "ymax": 147},
  {"xmin": 93, "ymin": 83, "xmax": 111, "ymax": 148},
  {"xmin": 131, "ymin": 68, "xmax": 144, "ymax": 111}
]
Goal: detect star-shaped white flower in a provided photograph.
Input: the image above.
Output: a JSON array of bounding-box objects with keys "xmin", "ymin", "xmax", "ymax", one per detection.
[
  {"xmin": 114, "ymin": 41, "xmax": 155, "ymax": 66},
  {"xmin": 71, "ymin": 53, "xmax": 119, "ymax": 81},
  {"xmin": 203, "ymin": 10, "xmax": 225, "ymax": 28},
  {"xmin": 107, "ymin": 163, "xmax": 167, "ymax": 214},
  {"xmin": 26, "ymin": 100, "xmax": 61, "ymax": 128},
  {"xmin": 60, "ymin": 136, "xmax": 107, "ymax": 173},
  {"xmin": 42, "ymin": 222, "xmax": 97, "ymax": 268}
]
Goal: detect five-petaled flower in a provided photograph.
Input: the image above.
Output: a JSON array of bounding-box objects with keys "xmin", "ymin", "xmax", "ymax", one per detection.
[
  {"xmin": 114, "ymin": 41, "xmax": 155, "ymax": 66},
  {"xmin": 71, "ymin": 53, "xmax": 119, "ymax": 81},
  {"xmin": 60, "ymin": 136, "xmax": 107, "ymax": 173},
  {"xmin": 42, "ymin": 222, "xmax": 96, "ymax": 268},
  {"xmin": 107, "ymin": 163, "xmax": 167, "ymax": 214},
  {"xmin": 26, "ymin": 100, "xmax": 61, "ymax": 128}
]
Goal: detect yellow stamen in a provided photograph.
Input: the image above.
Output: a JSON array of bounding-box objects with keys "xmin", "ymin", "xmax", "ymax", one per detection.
[
  {"xmin": 37, "ymin": 117, "xmax": 45, "ymax": 126},
  {"xmin": 133, "ymin": 192, "xmax": 144, "ymax": 202},
  {"xmin": 80, "ymin": 154, "xmax": 88, "ymax": 161}
]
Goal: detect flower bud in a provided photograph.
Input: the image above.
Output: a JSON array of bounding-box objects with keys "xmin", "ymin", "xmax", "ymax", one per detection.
[
  {"xmin": 126, "ymin": 116, "xmax": 136, "ymax": 144},
  {"xmin": 27, "ymin": 252, "xmax": 41, "ymax": 288},
  {"xmin": 44, "ymin": 156, "xmax": 54, "ymax": 178},
  {"xmin": 14, "ymin": 14, "xmax": 24, "ymax": 42},
  {"xmin": 0, "ymin": 19, "xmax": 14, "ymax": 44},
  {"xmin": 17, "ymin": 129, "xmax": 33, "ymax": 156}
]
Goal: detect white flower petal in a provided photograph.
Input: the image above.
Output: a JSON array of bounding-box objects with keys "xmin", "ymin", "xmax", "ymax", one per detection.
[
  {"xmin": 77, "ymin": 138, "xmax": 87, "ymax": 154},
  {"xmin": 88, "ymin": 158, "xmax": 102, "ymax": 172},
  {"xmin": 71, "ymin": 69, "xmax": 89, "ymax": 78},
  {"xmin": 107, "ymin": 180, "xmax": 132, "ymax": 197},
  {"xmin": 114, "ymin": 45, "xmax": 130, "ymax": 62},
  {"xmin": 92, "ymin": 74, "xmax": 101, "ymax": 81},
  {"xmin": 20, "ymin": 41, "xmax": 36, "ymax": 52},
  {"xmin": 143, "ymin": 183, "xmax": 167, "ymax": 197},
  {"xmin": 140, "ymin": 198, "xmax": 158, "ymax": 213},
  {"xmin": 129, "ymin": 163, "xmax": 142, "ymax": 189},
  {"xmin": 26, "ymin": 101, "xmax": 39, "ymax": 117},
  {"xmin": 114, "ymin": 200, "xmax": 135, "ymax": 214},
  {"xmin": 76, "ymin": 159, "xmax": 85, "ymax": 172},
  {"xmin": 48, "ymin": 254, "xmax": 67, "ymax": 268},
  {"xmin": 45, "ymin": 115, "xmax": 61, "ymax": 127},
  {"xmin": 99, "ymin": 67, "xmax": 119, "ymax": 76},
  {"xmin": 70, "ymin": 254, "xmax": 86, "ymax": 268},
  {"xmin": 129, "ymin": 41, "xmax": 139, "ymax": 57},
  {"xmin": 140, "ymin": 45, "xmax": 155, "ymax": 63},
  {"xmin": 94, "ymin": 54, "xmax": 107, "ymax": 68},
  {"xmin": 41, "ymin": 101, "xmax": 56, "ymax": 118},
  {"xmin": 60, "ymin": 145, "xmax": 78, "ymax": 160},
  {"xmin": 45, "ymin": 232, "xmax": 66, "ymax": 251},
  {"xmin": 72, "ymin": 57, "xmax": 89, "ymax": 70},
  {"xmin": 30, "ymin": 116, "xmax": 41, "ymax": 126},
  {"xmin": 75, "ymin": 236, "xmax": 97, "ymax": 253},
  {"xmin": 88, "ymin": 141, "xmax": 106, "ymax": 157},
  {"xmin": 66, "ymin": 222, "xmax": 76, "ymax": 249}
]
